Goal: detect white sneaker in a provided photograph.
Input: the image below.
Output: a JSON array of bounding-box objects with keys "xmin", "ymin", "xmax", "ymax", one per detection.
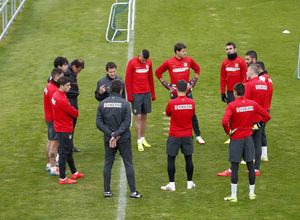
[
  {"xmin": 261, "ymin": 156, "xmax": 269, "ymax": 162},
  {"xmin": 249, "ymin": 193, "xmax": 257, "ymax": 200},
  {"xmin": 161, "ymin": 183, "xmax": 175, "ymax": 191},
  {"xmin": 187, "ymin": 181, "xmax": 196, "ymax": 190},
  {"xmin": 196, "ymin": 136, "xmax": 205, "ymax": 144},
  {"xmin": 224, "ymin": 196, "xmax": 237, "ymax": 202}
]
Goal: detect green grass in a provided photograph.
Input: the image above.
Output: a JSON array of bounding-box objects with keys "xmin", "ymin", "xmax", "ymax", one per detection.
[{"xmin": 0, "ymin": 0, "xmax": 300, "ymax": 219}]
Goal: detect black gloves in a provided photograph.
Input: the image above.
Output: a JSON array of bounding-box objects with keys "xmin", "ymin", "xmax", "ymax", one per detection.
[{"xmin": 221, "ymin": 94, "xmax": 227, "ymax": 103}]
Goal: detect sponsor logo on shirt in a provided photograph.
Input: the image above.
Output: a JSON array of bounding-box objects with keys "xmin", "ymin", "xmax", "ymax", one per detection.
[
  {"xmin": 259, "ymin": 76, "xmax": 266, "ymax": 82},
  {"xmin": 175, "ymin": 104, "xmax": 193, "ymax": 110},
  {"xmin": 136, "ymin": 68, "xmax": 149, "ymax": 73},
  {"xmin": 236, "ymin": 106, "xmax": 254, "ymax": 112},
  {"xmin": 255, "ymin": 84, "xmax": 267, "ymax": 90},
  {"xmin": 183, "ymin": 62, "xmax": 188, "ymax": 67},
  {"xmin": 173, "ymin": 67, "xmax": 189, "ymax": 73},
  {"xmin": 104, "ymin": 103, "xmax": 122, "ymax": 108},
  {"xmin": 51, "ymin": 98, "xmax": 56, "ymax": 105},
  {"xmin": 225, "ymin": 67, "xmax": 240, "ymax": 72}
]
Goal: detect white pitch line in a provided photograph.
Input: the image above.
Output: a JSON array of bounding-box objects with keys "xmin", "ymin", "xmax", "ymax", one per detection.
[{"xmin": 117, "ymin": 0, "xmax": 136, "ymax": 220}]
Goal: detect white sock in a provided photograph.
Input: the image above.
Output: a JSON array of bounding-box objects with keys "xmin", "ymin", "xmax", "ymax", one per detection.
[
  {"xmin": 137, "ymin": 139, "xmax": 142, "ymax": 144},
  {"xmin": 46, "ymin": 163, "xmax": 50, "ymax": 168},
  {"xmin": 249, "ymin": 184, "xmax": 255, "ymax": 195},
  {"xmin": 231, "ymin": 183, "xmax": 237, "ymax": 198},
  {"xmin": 169, "ymin": 182, "xmax": 175, "ymax": 190},
  {"xmin": 261, "ymin": 146, "xmax": 268, "ymax": 157}
]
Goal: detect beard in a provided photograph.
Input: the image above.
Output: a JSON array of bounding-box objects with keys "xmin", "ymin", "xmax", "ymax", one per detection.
[{"xmin": 227, "ymin": 52, "xmax": 238, "ymax": 60}]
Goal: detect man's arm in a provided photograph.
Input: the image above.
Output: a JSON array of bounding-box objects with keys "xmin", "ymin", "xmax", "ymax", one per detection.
[
  {"xmin": 112, "ymin": 102, "xmax": 131, "ymax": 137},
  {"xmin": 63, "ymin": 99, "xmax": 79, "ymax": 119},
  {"xmin": 220, "ymin": 61, "xmax": 227, "ymax": 95},
  {"xmin": 96, "ymin": 103, "xmax": 113, "ymax": 136},
  {"xmin": 221, "ymin": 105, "xmax": 232, "ymax": 135},
  {"xmin": 148, "ymin": 61, "xmax": 156, "ymax": 101},
  {"xmin": 95, "ymin": 79, "xmax": 108, "ymax": 101},
  {"xmin": 125, "ymin": 61, "xmax": 133, "ymax": 102},
  {"xmin": 240, "ymin": 59, "xmax": 247, "ymax": 83},
  {"xmin": 165, "ymin": 101, "xmax": 172, "ymax": 117}
]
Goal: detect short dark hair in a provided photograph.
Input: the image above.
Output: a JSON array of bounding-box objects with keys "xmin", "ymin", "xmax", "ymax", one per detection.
[
  {"xmin": 51, "ymin": 68, "xmax": 63, "ymax": 78},
  {"xmin": 256, "ymin": 60, "xmax": 265, "ymax": 71},
  {"xmin": 174, "ymin": 42, "xmax": 186, "ymax": 53},
  {"xmin": 71, "ymin": 59, "xmax": 85, "ymax": 69},
  {"xmin": 54, "ymin": 57, "xmax": 68, "ymax": 68},
  {"xmin": 234, "ymin": 83, "xmax": 245, "ymax": 96},
  {"xmin": 177, "ymin": 80, "xmax": 187, "ymax": 92},
  {"xmin": 248, "ymin": 63, "xmax": 260, "ymax": 75},
  {"xmin": 106, "ymin": 62, "xmax": 117, "ymax": 71},
  {"xmin": 140, "ymin": 49, "xmax": 150, "ymax": 59},
  {"xmin": 57, "ymin": 76, "xmax": 71, "ymax": 86},
  {"xmin": 110, "ymin": 79, "xmax": 123, "ymax": 94},
  {"xmin": 245, "ymin": 50, "xmax": 257, "ymax": 59},
  {"xmin": 226, "ymin": 42, "xmax": 236, "ymax": 48}
]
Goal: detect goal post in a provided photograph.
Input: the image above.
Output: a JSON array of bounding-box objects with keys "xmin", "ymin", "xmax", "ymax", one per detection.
[{"xmin": 105, "ymin": 0, "xmax": 134, "ymax": 43}]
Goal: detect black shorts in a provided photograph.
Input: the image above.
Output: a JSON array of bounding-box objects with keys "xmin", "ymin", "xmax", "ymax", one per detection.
[
  {"xmin": 229, "ymin": 136, "xmax": 255, "ymax": 163},
  {"xmin": 166, "ymin": 136, "xmax": 194, "ymax": 156},
  {"xmin": 132, "ymin": 93, "xmax": 152, "ymax": 115},
  {"xmin": 46, "ymin": 122, "xmax": 57, "ymax": 141}
]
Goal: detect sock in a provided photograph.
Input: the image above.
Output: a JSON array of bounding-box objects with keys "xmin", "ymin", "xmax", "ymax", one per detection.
[
  {"xmin": 141, "ymin": 137, "xmax": 145, "ymax": 141},
  {"xmin": 249, "ymin": 184, "xmax": 255, "ymax": 195},
  {"xmin": 231, "ymin": 183, "xmax": 237, "ymax": 198},
  {"xmin": 137, "ymin": 139, "xmax": 142, "ymax": 144},
  {"xmin": 261, "ymin": 146, "xmax": 268, "ymax": 157},
  {"xmin": 169, "ymin": 182, "xmax": 175, "ymax": 190}
]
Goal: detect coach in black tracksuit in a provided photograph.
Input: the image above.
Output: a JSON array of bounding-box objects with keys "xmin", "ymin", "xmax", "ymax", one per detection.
[
  {"xmin": 64, "ymin": 59, "xmax": 85, "ymax": 152},
  {"xmin": 96, "ymin": 79, "xmax": 139, "ymax": 198}
]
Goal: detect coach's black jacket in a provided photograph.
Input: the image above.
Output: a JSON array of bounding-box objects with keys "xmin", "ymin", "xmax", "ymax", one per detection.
[
  {"xmin": 64, "ymin": 66, "xmax": 79, "ymax": 99},
  {"xmin": 96, "ymin": 92, "xmax": 131, "ymax": 143},
  {"xmin": 94, "ymin": 74, "xmax": 126, "ymax": 102}
]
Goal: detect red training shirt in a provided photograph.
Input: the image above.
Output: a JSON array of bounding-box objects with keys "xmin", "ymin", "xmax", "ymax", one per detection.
[
  {"xmin": 44, "ymin": 81, "xmax": 58, "ymax": 122},
  {"xmin": 222, "ymin": 96, "xmax": 271, "ymax": 140},
  {"xmin": 125, "ymin": 56, "xmax": 156, "ymax": 102},
  {"xmin": 259, "ymin": 71, "xmax": 273, "ymax": 111},
  {"xmin": 166, "ymin": 95, "xmax": 195, "ymax": 138},
  {"xmin": 220, "ymin": 56, "xmax": 247, "ymax": 94},
  {"xmin": 155, "ymin": 56, "xmax": 200, "ymax": 84},
  {"xmin": 52, "ymin": 90, "xmax": 79, "ymax": 132}
]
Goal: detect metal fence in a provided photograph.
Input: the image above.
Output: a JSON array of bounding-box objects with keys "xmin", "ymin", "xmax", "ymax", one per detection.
[{"xmin": 0, "ymin": 0, "xmax": 26, "ymax": 42}]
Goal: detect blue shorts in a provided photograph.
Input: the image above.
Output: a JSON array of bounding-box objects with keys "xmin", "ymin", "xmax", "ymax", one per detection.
[
  {"xmin": 166, "ymin": 136, "xmax": 194, "ymax": 156},
  {"xmin": 132, "ymin": 93, "xmax": 152, "ymax": 115}
]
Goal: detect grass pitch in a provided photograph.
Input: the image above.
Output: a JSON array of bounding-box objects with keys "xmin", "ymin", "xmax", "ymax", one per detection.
[{"xmin": 0, "ymin": 0, "xmax": 300, "ymax": 219}]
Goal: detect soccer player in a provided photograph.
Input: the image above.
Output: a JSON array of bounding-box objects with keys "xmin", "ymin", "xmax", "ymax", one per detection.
[
  {"xmin": 222, "ymin": 83, "xmax": 271, "ymax": 202},
  {"xmin": 257, "ymin": 61, "xmax": 273, "ymax": 161},
  {"xmin": 161, "ymin": 80, "xmax": 196, "ymax": 192},
  {"xmin": 218, "ymin": 64, "xmax": 269, "ymax": 177},
  {"xmin": 244, "ymin": 63, "xmax": 269, "ymax": 175},
  {"xmin": 64, "ymin": 59, "xmax": 85, "ymax": 152},
  {"xmin": 125, "ymin": 49, "xmax": 156, "ymax": 152},
  {"xmin": 96, "ymin": 79, "xmax": 142, "ymax": 199},
  {"xmin": 220, "ymin": 42, "xmax": 247, "ymax": 104},
  {"xmin": 95, "ymin": 62, "xmax": 125, "ymax": 102},
  {"xmin": 52, "ymin": 76, "xmax": 84, "ymax": 184},
  {"xmin": 43, "ymin": 68, "xmax": 63, "ymax": 175},
  {"xmin": 155, "ymin": 42, "xmax": 205, "ymax": 145},
  {"xmin": 245, "ymin": 50, "xmax": 257, "ymax": 66}
]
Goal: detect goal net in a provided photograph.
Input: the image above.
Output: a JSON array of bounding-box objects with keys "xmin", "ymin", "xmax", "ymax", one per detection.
[{"xmin": 105, "ymin": 0, "xmax": 133, "ymax": 43}]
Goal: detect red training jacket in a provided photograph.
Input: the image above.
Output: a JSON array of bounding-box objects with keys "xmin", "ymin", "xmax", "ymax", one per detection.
[
  {"xmin": 44, "ymin": 81, "xmax": 58, "ymax": 122},
  {"xmin": 222, "ymin": 96, "xmax": 271, "ymax": 140},
  {"xmin": 125, "ymin": 57, "xmax": 156, "ymax": 102},
  {"xmin": 166, "ymin": 95, "xmax": 195, "ymax": 138},
  {"xmin": 259, "ymin": 71, "xmax": 273, "ymax": 111},
  {"xmin": 155, "ymin": 56, "xmax": 200, "ymax": 84},
  {"xmin": 220, "ymin": 56, "xmax": 247, "ymax": 94},
  {"xmin": 52, "ymin": 90, "xmax": 78, "ymax": 132}
]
